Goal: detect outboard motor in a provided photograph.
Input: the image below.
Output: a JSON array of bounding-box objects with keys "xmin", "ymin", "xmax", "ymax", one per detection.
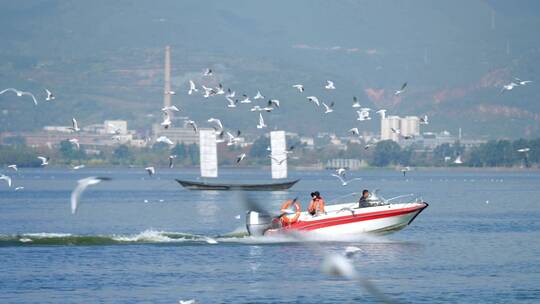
[{"xmin": 246, "ymin": 211, "xmax": 272, "ymax": 236}]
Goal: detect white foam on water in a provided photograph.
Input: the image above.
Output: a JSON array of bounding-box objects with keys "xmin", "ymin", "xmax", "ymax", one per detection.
[
  {"xmin": 112, "ymin": 229, "xmax": 178, "ymax": 243},
  {"xmin": 24, "ymin": 233, "xmax": 73, "ymax": 238},
  {"xmin": 19, "ymin": 238, "xmax": 33, "ymax": 243}
]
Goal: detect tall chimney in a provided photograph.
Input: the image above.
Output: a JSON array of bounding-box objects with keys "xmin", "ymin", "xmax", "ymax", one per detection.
[{"xmin": 163, "ymin": 46, "xmax": 172, "ymax": 119}]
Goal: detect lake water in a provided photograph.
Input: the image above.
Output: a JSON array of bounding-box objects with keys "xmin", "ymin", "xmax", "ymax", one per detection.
[{"xmin": 0, "ymin": 168, "xmax": 538, "ymax": 303}]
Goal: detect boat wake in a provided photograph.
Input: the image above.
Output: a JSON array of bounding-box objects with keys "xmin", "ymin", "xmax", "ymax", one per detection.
[{"xmin": 0, "ymin": 229, "xmax": 395, "ymax": 247}]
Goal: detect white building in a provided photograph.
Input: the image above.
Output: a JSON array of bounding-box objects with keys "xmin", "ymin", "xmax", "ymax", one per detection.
[
  {"xmin": 381, "ymin": 115, "xmax": 401, "ymax": 142},
  {"xmin": 400, "ymin": 116, "xmax": 420, "ymax": 137}
]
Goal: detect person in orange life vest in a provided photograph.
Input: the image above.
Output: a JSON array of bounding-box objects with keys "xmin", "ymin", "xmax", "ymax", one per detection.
[{"xmin": 308, "ymin": 191, "xmax": 326, "ymax": 216}]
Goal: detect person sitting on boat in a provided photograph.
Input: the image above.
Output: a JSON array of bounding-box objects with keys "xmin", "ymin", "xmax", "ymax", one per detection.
[
  {"xmin": 308, "ymin": 191, "xmax": 326, "ymax": 216},
  {"xmin": 358, "ymin": 189, "xmax": 371, "ymax": 208}
]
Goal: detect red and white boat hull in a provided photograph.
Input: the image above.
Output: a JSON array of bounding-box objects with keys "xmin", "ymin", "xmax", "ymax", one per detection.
[{"xmin": 247, "ymin": 202, "xmax": 428, "ymax": 237}]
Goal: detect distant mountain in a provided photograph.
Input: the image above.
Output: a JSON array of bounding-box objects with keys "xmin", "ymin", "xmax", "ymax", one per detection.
[{"xmin": 0, "ymin": 0, "xmax": 539, "ymax": 139}]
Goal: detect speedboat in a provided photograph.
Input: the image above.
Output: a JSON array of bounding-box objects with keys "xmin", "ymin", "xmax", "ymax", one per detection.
[{"xmin": 246, "ymin": 193, "xmax": 428, "ymax": 236}]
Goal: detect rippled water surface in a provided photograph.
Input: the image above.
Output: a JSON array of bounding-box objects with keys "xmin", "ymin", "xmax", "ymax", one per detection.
[{"xmin": 0, "ymin": 168, "xmax": 539, "ymax": 303}]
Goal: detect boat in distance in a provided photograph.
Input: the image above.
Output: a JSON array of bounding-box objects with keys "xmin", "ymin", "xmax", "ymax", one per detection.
[
  {"xmin": 246, "ymin": 195, "xmax": 428, "ymax": 236},
  {"xmin": 176, "ymin": 178, "xmax": 299, "ymax": 191}
]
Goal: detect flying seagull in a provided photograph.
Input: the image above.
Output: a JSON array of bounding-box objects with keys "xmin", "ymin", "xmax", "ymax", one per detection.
[
  {"xmin": 254, "ymin": 91, "xmax": 264, "ymax": 100},
  {"xmin": 69, "ymin": 138, "xmax": 80, "ymax": 150},
  {"xmin": 7, "ymin": 164, "xmax": 17, "ymax": 171},
  {"xmin": 268, "ymin": 155, "xmax": 287, "ymax": 165},
  {"xmin": 226, "ymin": 89, "xmax": 236, "ymax": 98},
  {"xmin": 268, "ymin": 99, "xmax": 280, "ymax": 108},
  {"xmin": 307, "ymin": 96, "xmax": 320, "ymax": 107},
  {"xmin": 72, "ymin": 164, "xmax": 85, "ymax": 170},
  {"xmin": 0, "ymin": 174, "xmax": 12, "ymax": 187},
  {"xmin": 45, "ymin": 89, "xmax": 55, "ymax": 101},
  {"xmin": 352, "ymin": 96, "xmax": 361, "ymax": 108},
  {"xmin": 322, "ymin": 102, "xmax": 334, "ymax": 114},
  {"xmin": 240, "ymin": 94, "xmax": 252, "ymax": 104},
  {"xmin": 394, "ymin": 82, "xmax": 407, "ymax": 95},
  {"xmin": 226, "ymin": 97, "xmax": 238, "ymax": 108},
  {"xmin": 514, "ymin": 77, "xmax": 532, "ymax": 86},
  {"xmin": 203, "ymin": 68, "xmax": 213, "ymax": 76},
  {"xmin": 156, "ymin": 136, "xmax": 174, "ymax": 145},
  {"xmin": 188, "ymin": 80, "xmax": 198, "ymax": 95},
  {"xmin": 161, "ymin": 114, "xmax": 171, "ymax": 129},
  {"xmin": 236, "ymin": 153, "xmax": 247, "ymax": 164},
  {"xmin": 71, "ymin": 176, "xmax": 111, "ymax": 214},
  {"xmin": 517, "ymin": 148, "xmax": 530, "ymax": 153},
  {"xmin": 226, "ymin": 131, "xmax": 242, "ymax": 146},
  {"xmin": 37, "ymin": 156, "xmax": 49, "ymax": 166},
  {"xmin": 0, "ymin": 88, "xmax": 38, "ymax": 105},
  {"xmin": 186, "ymin": 120, "xmax": 198, "ymax": 133},
  {"xmin": 257, "ymin": 113, "xmax": 267, "ymax": 129},
  {"xmin": 162, "ymin": 105, "xmax": 180, "ymax": 112},
  {"xmin": 419, "ymin": 115, "xmax": 429, "ymax": 125},
  {"xmin": 336, "ymin": 168, "xmax": 347, "ymax": 177},
  {"xmin": 357, "ymin": 109, "xmax": 371, "ymax": 121},
  {"xmin": 348, "ymin": 127, "xmax": 359, "ymax": 136},
  {"xmin": 70, "ymin": 118, "xmax": 80, "ymax": 132},
  {"xmin": 391, "ymin": 127, "xmax": 400, "ymax": 134},
  {"xmin": 331, "ymin": 174, "xmax": 362, "ymax": 186},
  {"xmin": 325, "ymin": 80, "xmax": 335, "ymax": 90},
  {"xmin": 376, "ymin": 109, "xmax": 386, "ymax": 119},
  {"xmin": 501, "ymin": 82, "xmax": 519, "ymax": 93},
  {"xmin": 292, "ymin": 84, "xmax": 304, "ymax": 92},
  {"xmin": 207, "ymin": 118, "xmax": 223, "ymax": 131},
  {"xmin": 165, "ymin": 90, "xmax": 176, "ymax": 95},
  {"xmin": 145, "ymin": 166, "xmax": 155, "ymax": 176},
  {"xmin": 215, "ymin": 83, "xmax": 225, "ymax": 95},
  {"xmin": 168, "ymin": 155, "xmax": 177, "ymax": 168}
]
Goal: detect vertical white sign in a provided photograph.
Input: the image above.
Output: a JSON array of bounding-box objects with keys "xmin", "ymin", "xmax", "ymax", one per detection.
[
  {"xmin": 270, "ymin": 130, "xmax": 287, "ymax": 179},
  {"xmin": 200, "ymin": 129, "xmax": 218, "ymax": 178}
]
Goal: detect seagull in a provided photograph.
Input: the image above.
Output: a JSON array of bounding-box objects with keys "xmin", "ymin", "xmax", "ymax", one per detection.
[
  {"xmin": 203, "ymin": 68, "xmax": 213, "ymax": 76},
  {"xmin": 307, "ymin": 96, "xmax": 320, "ymax": 107},
  {"xmin": 394, "ymin": 82, "xmax": 407, "ymax": 95},
  {"xmin": 226, "ymin": 131, "xmax": 241, "ymax": 146},
  {"xmin": 250, "ymin": 105, "xmax": 263, "ymax": 112},
  {"xmin": 348, "ymin": 127, "xmax": 359, "ymax": 136},
  {"xmin": 236, "ymin": 153, "xmax": 247, "ymax": 164},
  {"xmin": 207, "ymin": 118, "xmax": 223, "ymax": 131},
  {"xmin": 325, "ymin": 80, "xmax": 335, "ymax": 90},
  {"xmin": 240, "ymin": 94, "xmax": 252, "ymax": 104},
  {"xmin": 256, "ymin": 113, "xmax": 267, "ymax": 129},
  {"xmin": 145, "ymin": 166, "xmax": 155, "ymax": 176},
  {"xmin": 322, "ymin": 102, "xmax": 334, "ymax": 114},
  {"xmin": 391, "ymin": 127, "xmax": 401, "ymax": 134},
  {"xmin": 69, "ymin": 118, "xmax": 80, "ymax": 132},
  {"xmin": 156, "ymin": 136, "xmax": 174, "ymax": 145},
  {"xmin": 69, "ymin": 138, "xmax": 80, "ymax": 150},
  {"xmin": 331, "ymin": 174, "xmax": 362, "ymax": 186},
  {"xmin": 186, "ymin": 120, "xmax": 198, "ymax": 133},
  {"xmin": 254, "ymin": 91, "xmax": 264, "ymax": 100},
  {"xmin": 71, "ymin": 177, "xmax": 111, "ymax": 214},
  {"xmin": 336, "ymin": 168, "xmax": 347, "ymax": 177},
  {"xmin": 0, "ymin": 174, "xmax": 12, "ymax": 187},
  {"xmin": 514, "ymin": 77, "xmax": 532, "ymax": 86},
  {"xmin": 501, "ymin": 82, "xmax": 519, "ymax": 93},
  {"xmin": 202, "ymin": 86, "xmax": 216, "ymax": 98},
  {"xmin": 7, "ymin": 164, "xmax": 17, "ymax": 171},
  {"xmin": 0, "ymin": 88, "xmax": 38, "ymax": 105},
  {"xmin": 165, "ymin": 90, "xmax": 176, "ymax": 95},
  {"xmin": 357, "ymin": 109, "xmax": 371, "ymax": 121},
  {"xmin": 72, "ymin": 164, "xmax": 85, "ymax": 170},
  {"xmin": 268, "ymin": 155, "xmax": 287, "ymax": 165},
  {"xmin": 162, "ymin": 105, "xmax": 180, "ymax": 112},
  {"xmin": 420, "ymin": 115, "xmax": 429, "ymax": 124},
  {"xmin": 517, "ymin": 148, "xmax": 530, "ymax": 153},
  {"xmin": 161, "ymin": 114, "xmax": 171, "ymax": 129},
  {"xmin": 352, "ymin": 96, "xmax": 361, "ymax": 108},
  {"xmin": 454, "ymin": 155, "xmax": 463, "ymax": 164},
  {"xmin": 169, "ymin": 155, "xmax": 177, "ymax": 168},
  {"xmin": 14, "ymin": 186, "xmax": 24, "ymax": 191},
  {"xmin": 188, "ymin": 80, "xmax": 198, "ymax": 95},
  {"xmin": 216, "ymin": 130, "xmax": 226, "ymax": 143},
  {"xmin": 292, "ymin": 84, "xmax": 304, "ymax": 92},
  {"xmin": 226, "ymin": 97, "xmax": 238, "ymax": 108},
  {"xmin": 226, "ymin": 89, "xmax": 236, "ymax": 98},
  {"xmin": 268, "ymin": 99, "xmax": 280, "ymax": 108},
  {"xmin": 45, "ymin": 89, "xmax": 55, "ymax": 101},
  {"xmin": 376, "ymin": 109, "xmax": 386, "ymax": 119},
  {"xmin": 37, "ymin": 156, "xmax": 49, "ymax": 166},
  {"xmin": 215, "ymin": 83, "xmax": 225, "ymax": 95},
  {"xmin": 364, "ymin": 143, "xmax": 374, "ymax": 150}
]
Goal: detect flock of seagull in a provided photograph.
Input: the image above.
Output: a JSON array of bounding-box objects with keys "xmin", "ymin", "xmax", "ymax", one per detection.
[{"xmin": 0, "ymin": 68, "xmax": 534, "ymax": 211}]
